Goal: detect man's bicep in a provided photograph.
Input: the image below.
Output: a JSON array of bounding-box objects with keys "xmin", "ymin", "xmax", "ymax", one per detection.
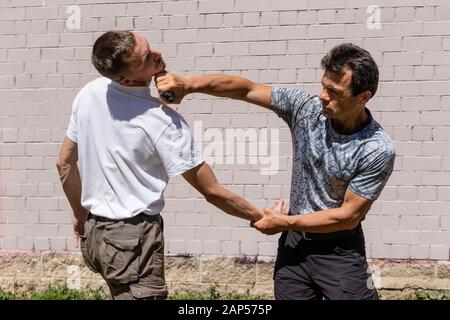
[
  {"xmin": 182, "ymin": 162, "xmax": 218, "ymax": 196},
  {"xmin": 342, "ymin": 188, "xmax": 374, "ymax": 222},
  {"xmin": 58, "ymin": 136, "xmax": 78, "ymax": 164},
  {"xmin": 245, "ymin": 82, "xmax": 272, "ymax": 109}
]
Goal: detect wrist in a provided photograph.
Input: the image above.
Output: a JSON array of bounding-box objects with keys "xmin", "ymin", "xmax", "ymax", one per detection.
[
  {"xmin": 285, "ymin": 215, "xmax": 295, "ymax": 230},
  {"xmin": 184, "ymin": 76, "xmax": 194, "ymax": 95}
]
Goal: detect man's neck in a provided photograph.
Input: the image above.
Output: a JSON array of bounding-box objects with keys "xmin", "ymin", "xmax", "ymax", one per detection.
[
  {"xmin": 117, "ymin": 79, "xmax": 150, "ymax": 87},
  {"xmin": 331, "ymin": 108, "xmax": 370, "ymax": 135}
]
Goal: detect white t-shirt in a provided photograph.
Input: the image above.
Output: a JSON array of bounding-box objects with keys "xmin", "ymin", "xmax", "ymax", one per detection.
[{"xmin": 66, "ymin": 77, "xmax": 203, "ymax": 219}]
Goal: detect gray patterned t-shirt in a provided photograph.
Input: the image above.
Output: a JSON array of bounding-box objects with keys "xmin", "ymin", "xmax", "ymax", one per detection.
[{"xmin": 271, "ymin": 87, "xmax": 396, "ymax": 219}]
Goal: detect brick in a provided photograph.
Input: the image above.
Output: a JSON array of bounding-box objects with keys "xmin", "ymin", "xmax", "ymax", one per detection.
[
  {"xmin": 166, "ymin": 240, "xmax": 186, "ymax": 254},
  {"xmin": 270, "ymin": 0, "xmax": 308, "ymax": 10},
  {"xmin": 232, "ymin": 56, "xmax": 269, "ymax": 70},
  {"xmin": 421, "ymin": 231, "xmax": 450, "ymax": 245},
  {"xmin": 58, "ymin": 61, "xmax": 92, "ymax": 74},
  {"xmin": 379, "ymin": 82, "xmax": 421, "ymax": 97},
  {"xmin": 18, "ymin": 238, "xmax": 33, "ymax": 250},
  {"xmin": 270, "ymin": 55, "xmax": 305, "ymax": 69},
  {"xmin": 423, "ymin": 21, "xmax": 450, "ymax": 36},
  {"xmin": 91, "ymin": 4, "xmax": 126, "ymax": 18},
  {"xmin": 164, "ymin": 29, "xmax": 197, "ymax": 44},
  {"xmin": 198, "ymin": 0, "xmax": 234, "ymax": 14},
  {"xmin": 241, "ymin": 240, "xmax": 258, "ymax": 255},
  {"xmin": 128, "ymin": 3, "xmax": 162, "ymax": 16},
  {"xmin": 234, "ymin": 27, "xmax": 270, "ymax": 41},
  {"xmin": 278, "ymin": 14, "xmax": 298, "ymax": 28},
  {"xmin": 261, "ymin": 12, "xmax": 278, "ymax": 26},
  {"xmin": 390, "ymin": 245, "xmax": 410, "ymax": 259},
  {"xmin": 214, "ymin": 42, "xmax": 249, "ymax": 56},
  {"xmin": 423, "ymin": 52, "xmax": 450, "ymax": 65},
  {"xmin": 438, "ymin": 187, "xmax": 450, "ymax": 201},
  {"xmin": 403, "ymin": 36, "xmax": 441, "ymax": 51},
  {"xmin": 196, "ymin": 57, "xmax": 231, "ymax": 71},
  {"xmin": 308, "ymin": 24, "xmax": 346, "ymax": 39},
  {"xmin": 415, "ymin": 7, "xmax": 435, "ymax": 21},
  {"xmin": 25, "ymin": 62, "xmax": 57, "ymax": 74},
  {"xmin": 384, "ymin": 52, "xmax": 421, "ymax": 66},
  {"xmin": 27, "ymin": 197, "xmax": 58, "ymax": 210},
  {"xmin": 410, "ymin": 245, "xmax": 430, "ymax": 259},
  {"xmin": 60, "ymin": 33, "xmax": 93, "ymax": 47},
  {"xmin": 441, "ymin": 216, "xmax": 450, "ymax": 230},
  {"xmin": 414, "ymin": 66, "xmax": 434, "ymax": 80},
  {"xmin": 429, "ymin": 246, "xmax": 449, "ymax": 260},
  {"xmin": 222, "ymin": 240, "xmax": 240, "ymax": 255},
  {"xmin": 258, "ymin": 241, "xmax": 277, "ymax": 256},
  {"xmin": 421, "ymin": 201, "xmax": 450, "ymax": 215},
  {"xmin": 34, "ymin": 238, "xmax": 50, "ymax": 251},
  {"xmin": 270, "ymin": 26, "xmax": 308, "ymax": 40},
  {"xmin": 418, "ymin": 186, "xmax": 437, "ymax": 201},
  {"xmin": 402, "ymin": 157, "xmax": 441, "ymax": 171},
  {"xmin": 175, "ymin": 213, "xmax": 211, "ymax": 226},
  {"xmin": 211, "ymin": 214, "xmax": 247, "ymax": 228},
  {"xmin": 399, "ymin": 216, "xmax": 440, "ymax": 230},
  {"xmin": 27, "ymin": 34, "xmax": 58, "ymax": 48},
  {"xmin": 4, "ymin": 224, "xmax": 26, "ymax": 237},
  {"xmin": 287, "ymin": 40, "xmax": 324, "ymax": 55},
  {"xmin": 395, "ymin": 7, "xmax": 415, "ymax": 21},
  {"xmin": 250, "ymin": 41, "xmax": 286, "ymax": 55},
  {"xmin": 422, "ymin": 142, "xmax": 450, "ymax": 156},
  {"xmin": 26, "ymin": 6, "xmax": 58, "ymax": 20},
  {"xmin": 0, "ymin": 8, "xmax": 25, "ymax": 21},
  {"xmin": 8, "ymin": 48, "xmax": 40, "ymax": 62},
  {"xmin": 362, "ymin": 38, "xmax": 399, "ymax": 53},
  {"xmin": 235, "ymin": 0, "xmax": 270, "ymax": 12},
  {"xmin": 26, "ymin": 224, "xmax": 58, "ymax": 237},
  {"xmin": 196, "ymin": 227, "xmax": 231, "ymax": 240},
  {"xmin": 204, "ymin": 14, "xmax": 222, "ymax": 28},
  {"xmin": 203, "ymin": 240, "xmax": 222, "ymax": 254},
  {"xmin": 50, "ymin": 238, "xmax": 67, "ymax": 251},
  {"xmin": 371, "ymin": 244, "xmax": 390, "ymax": 259}
]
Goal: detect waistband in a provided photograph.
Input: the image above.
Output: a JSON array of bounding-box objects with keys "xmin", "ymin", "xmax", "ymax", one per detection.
[
  {"xmin": 88, "ymin": 212, "xmax": 160, "ymax": 224},
  {"xmin": 298, "ymin": 224, "xmax": 363, "ymax": 241}
]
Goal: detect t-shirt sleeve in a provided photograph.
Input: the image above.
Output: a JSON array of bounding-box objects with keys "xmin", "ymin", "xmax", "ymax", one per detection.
[
  {"xmin": 155, "ymin": 114, "xmax": 203, "ymax": 178},
  {"xmin": 270, "ymin": 87, "xmax": 312, "ymax": 128},
  {"xmin": 66, "ymin": 93, "xmax": 80, "ymax": 143},
  {"xmin": 349, "ymin": 143, "xmax": 396, "ymax": 201}
]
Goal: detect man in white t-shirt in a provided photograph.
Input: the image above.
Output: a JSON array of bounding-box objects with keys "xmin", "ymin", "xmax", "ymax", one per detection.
[{"xmin": 56, "ymin": 31, "xmax": 263, "ymax": 300}]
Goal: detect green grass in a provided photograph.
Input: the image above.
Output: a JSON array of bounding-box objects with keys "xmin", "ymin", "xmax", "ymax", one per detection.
[
  {"xmin": 413, "ymin": 290, "xmax": 448, "ymax": 300},
  {"xmin": 0, "ymin": 284, "xmax": 263, "ymax": 300},
  {"xmin": 0, "ymin": 284, "xmax": 105, "ymax": 300},
  {"xmin": 168, "ymin": 286, "xmax": 265, "ymax": 300}
]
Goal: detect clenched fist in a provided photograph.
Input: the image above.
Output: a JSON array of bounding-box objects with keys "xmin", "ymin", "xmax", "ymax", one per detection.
[{"xmin": 154, "ymin": 72, "xmax": 189, "ymax": 104}]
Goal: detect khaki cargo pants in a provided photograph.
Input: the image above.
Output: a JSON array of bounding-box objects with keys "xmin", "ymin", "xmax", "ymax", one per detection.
[{"xmin": 80, "ymin": 212, "xmax": 168, "ymax": 300}]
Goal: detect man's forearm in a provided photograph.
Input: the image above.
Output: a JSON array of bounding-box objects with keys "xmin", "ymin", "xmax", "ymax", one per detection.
[
  {"xmin": 57, "ymin": 161, "xmax": 88, "ymax": 222},
  {"xmin": 206, "ymin": 187, "xmax": 263, "ymax": 222},
  {"xmin": 185, "ymin": 74, "xmax": 253, "ymax": 100},
  {"xmin": 286, "ymin": 208, "xmax": 361, "ymax": 233}
]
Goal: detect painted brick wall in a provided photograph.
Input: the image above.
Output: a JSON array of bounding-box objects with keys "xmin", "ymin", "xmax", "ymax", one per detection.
[{"xmin": 0, "ymin": 0, "xmax": 449, "ymax": 260}]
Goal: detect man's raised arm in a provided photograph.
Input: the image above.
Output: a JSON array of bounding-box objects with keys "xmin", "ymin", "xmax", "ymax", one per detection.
[{"xmin": 155, "ymin": 73, "xmax": 272, "ymax": 109}]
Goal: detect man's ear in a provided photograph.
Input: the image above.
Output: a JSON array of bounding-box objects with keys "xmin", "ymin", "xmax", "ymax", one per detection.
[{"xmin": 359, "ymin": 90, "xmax": 372, "ymax": 105}]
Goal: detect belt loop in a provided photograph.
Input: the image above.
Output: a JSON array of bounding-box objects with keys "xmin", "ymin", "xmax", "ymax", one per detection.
[{"xmin": 302, "ymin": 231, "xmax": 312, "ymax": 241}]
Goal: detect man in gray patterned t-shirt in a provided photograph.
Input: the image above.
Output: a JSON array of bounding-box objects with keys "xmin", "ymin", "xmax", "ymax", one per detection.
[{"xmin": 156, "ymin": 43, "xmax": 395, "ymax": 300}]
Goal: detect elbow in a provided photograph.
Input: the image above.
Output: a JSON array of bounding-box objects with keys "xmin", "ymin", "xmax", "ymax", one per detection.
[
  {"xmin": 202, "ymin": 183, "xmax": 221, "ymax": 204},
  {"xmin": 56, "ymin": 158, "xmax": 64, "ymax": 172},
  {"xmin": 56, "ymin": 158, "xmax": 72, "ymax": 176},
  {"xmin": 341, "ymin": 214, "xmax": 361, "ymax": 231}
]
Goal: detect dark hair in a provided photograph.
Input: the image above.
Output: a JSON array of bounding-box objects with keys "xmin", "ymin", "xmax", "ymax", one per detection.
[
  {"xmin": 91, "ymin": 30, "xmax": 136, "ymax": 80},
  {"xmin": 321, "ymin": 43, "xmax": 379, "ymax": 97}
]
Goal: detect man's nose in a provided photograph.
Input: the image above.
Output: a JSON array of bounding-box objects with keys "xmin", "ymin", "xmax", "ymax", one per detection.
[
  {"xmin": 320, "ymin": 90, "xmax": 329, "ymax": 103},
  {"xmin": 152, "ymin": 50, "xmax": 162, "ymax": 60}
]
